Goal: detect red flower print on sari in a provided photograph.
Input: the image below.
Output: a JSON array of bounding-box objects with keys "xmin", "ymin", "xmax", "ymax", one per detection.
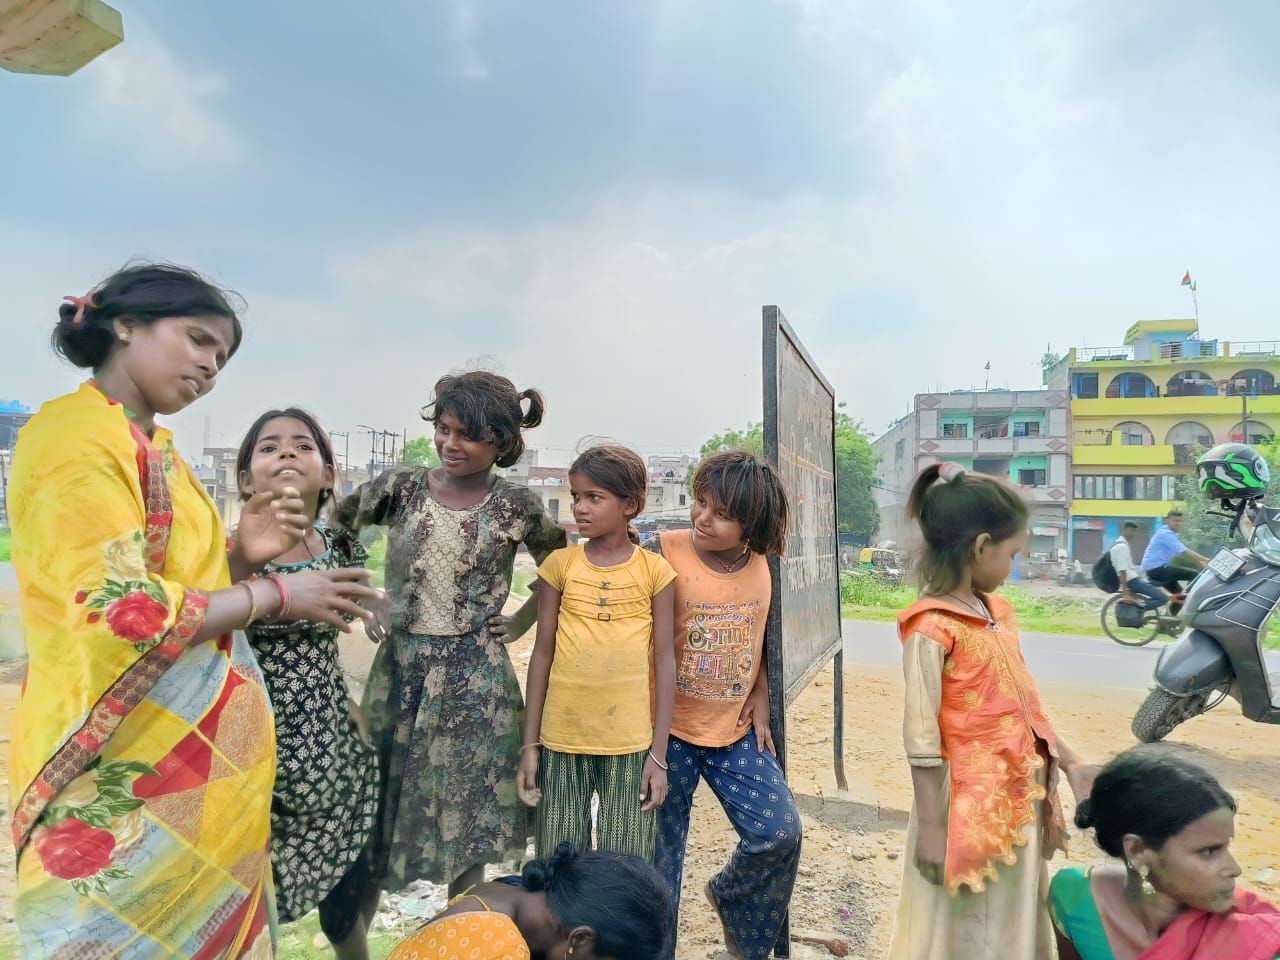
[
  {"xmin": 105, "ymin": 592, "xmax": 168, "ymax": 645},
  {"xmin": 33, "ymin": 817, "xmax": 116, "ymax": 880}
]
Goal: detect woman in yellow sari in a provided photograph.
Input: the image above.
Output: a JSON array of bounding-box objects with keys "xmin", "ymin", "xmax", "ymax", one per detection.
[{"xmin": 9, "ymin": 264, "xmax": 381, "ymax": 958}]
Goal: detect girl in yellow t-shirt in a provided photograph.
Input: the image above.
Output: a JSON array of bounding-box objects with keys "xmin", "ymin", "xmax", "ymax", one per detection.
[{"xmin": 519, "ymin": 445, "xmax": 677, "ymax": 860}]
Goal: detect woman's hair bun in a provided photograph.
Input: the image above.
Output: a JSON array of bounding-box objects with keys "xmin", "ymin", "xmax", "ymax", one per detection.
[
  {"xmin": 520, "ymin": 840, "xmax": 578, "ymax": 892},
  {"xmin": 1073, "ymin": 797, "xmax": 1095, "ymax": 830}
]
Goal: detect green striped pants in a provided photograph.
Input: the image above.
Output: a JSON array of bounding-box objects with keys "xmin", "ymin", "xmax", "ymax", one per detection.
[{"xmin": 536, "ymin": 747, "xmax": 655, "ymax": 861}]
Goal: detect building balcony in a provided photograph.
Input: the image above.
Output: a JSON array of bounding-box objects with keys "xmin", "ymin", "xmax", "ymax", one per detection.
[
  {"xmin": 1073, "ymin": 341, "xmax": 1280, "ymax": 364},
  {"xmin": 1072, "ymin": 395, "xmax": 1280, "ymax": 417},
  {"xmin": 922, "ymin": 436, "xmax": 1068, "ymax": 456},
  {"xmin": 1071, "ymin": 498, "xmax": 1180, "ymax": 519},
  {"xmin": 1071, "ymin": 442, "xmax": 1192, "ymax": 467},
  {"xmin": 1019, "ymin": 485, "xmax": 1070, "ymax": 506}
]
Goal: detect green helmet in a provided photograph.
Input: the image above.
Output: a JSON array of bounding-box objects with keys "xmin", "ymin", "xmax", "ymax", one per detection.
[{"xmin": 1196, "ymin": 443, "xmax": 1270, "ymax": 500}]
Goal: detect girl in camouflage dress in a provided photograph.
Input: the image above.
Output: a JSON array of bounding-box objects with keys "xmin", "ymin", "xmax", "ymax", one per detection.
[{"xmin": 333, "ymin": 371, "xmax": 566, "ymax": 905}]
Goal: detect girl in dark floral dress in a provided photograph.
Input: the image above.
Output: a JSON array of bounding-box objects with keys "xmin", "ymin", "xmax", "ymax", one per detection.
[
  {"xmin": 332, "ymin": 371, "xmax": 566, "ymax": 904},
  {"xmin": 236, "ymin": 409, "xmax": 380, "ymax": 960}
]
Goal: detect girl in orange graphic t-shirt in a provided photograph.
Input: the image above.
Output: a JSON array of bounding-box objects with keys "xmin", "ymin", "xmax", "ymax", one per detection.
[
  {"xmin": 887, "ymin": 463, "xmax": 1099, "ymax": 960},
  {"xmin": 646, "ymin": 452, "xmax": 802, "ymax": 960}
]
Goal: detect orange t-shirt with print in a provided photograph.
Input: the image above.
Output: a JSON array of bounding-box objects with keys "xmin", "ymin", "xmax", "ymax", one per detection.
[{"xmin": 655, "ymin": 530, "xmax": 773, "ymax": 747}]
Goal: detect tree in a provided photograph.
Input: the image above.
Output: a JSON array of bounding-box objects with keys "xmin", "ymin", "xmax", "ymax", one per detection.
[
  {"xmin": 401, "ymin": 437, "xmax": 440, "ymax": 468},
  {"xmin": 691, "ymin": 412, "xmax": 881, "ymax": 541},
  {"xmin": 835, "ymin": 412, "xmax": 881, "ymax": 541},
  {"xmin": 1175, "ymin": 440, "xmax": 1280, "ymax": 556}
]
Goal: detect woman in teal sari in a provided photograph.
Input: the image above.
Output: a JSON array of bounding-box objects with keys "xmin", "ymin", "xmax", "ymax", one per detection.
[{"xmin": 1050, "ymin": 750, "xmax": 1280, "ymax": 960}]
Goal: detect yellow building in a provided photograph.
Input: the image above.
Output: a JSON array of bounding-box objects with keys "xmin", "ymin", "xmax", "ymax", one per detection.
[{"xmin": 1045, "ymin": 320, "xmax": 1280, "ymax": 560}]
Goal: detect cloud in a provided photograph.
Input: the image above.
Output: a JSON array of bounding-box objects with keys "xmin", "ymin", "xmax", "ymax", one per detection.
[
  {"xmin": 84, "ymin": 21, "xmax": 243, "ymax": 164},
  {"xmin": 450, "ymin": 0, "xmax": 489, "ymax": 80}
]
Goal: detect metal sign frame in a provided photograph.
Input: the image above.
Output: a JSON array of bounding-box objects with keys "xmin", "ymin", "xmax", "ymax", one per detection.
[{"xmin": 761, "ymin": 305, "xmax": 847, "ymax": 958}]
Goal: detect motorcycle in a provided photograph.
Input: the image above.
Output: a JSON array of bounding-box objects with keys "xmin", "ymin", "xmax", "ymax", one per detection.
[{"xmin": 1132, "ymin": 498, "xmax": 1280, "ymax": 742}]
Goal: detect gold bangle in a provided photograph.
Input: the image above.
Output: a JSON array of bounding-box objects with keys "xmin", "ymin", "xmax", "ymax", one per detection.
[{"xmin": 238, "ymin": 581, "xmax": 259, "ymax": 626}]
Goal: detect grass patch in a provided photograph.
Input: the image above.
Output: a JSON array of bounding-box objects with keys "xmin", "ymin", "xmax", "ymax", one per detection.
[
  {"xmin": 511, "ymin": 569, "xmax": 535, "ymax": 598},
  {"xmin": 365, "ymin": 534, "xmax": 386, "ymax": 589},
  {"xmin": 840, "ymin": 573, "xmax": 1104, "ymax": 636},
  {"xmin": 0, "ymin": 528, "xmax": 10, "ymax": 563},
  {"xmin": 276, "ymin": 913, "xmax": 412, "ymax": 960}
]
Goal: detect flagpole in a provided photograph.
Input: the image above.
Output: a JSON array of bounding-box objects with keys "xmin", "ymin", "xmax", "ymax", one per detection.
[{"xmin": 1191, "ymin": 281, "xmax": 1199, "ymax": 325}]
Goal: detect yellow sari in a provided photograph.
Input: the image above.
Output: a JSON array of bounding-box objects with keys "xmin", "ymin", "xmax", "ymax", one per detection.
[{"xmin": 8, "ymin": 383, "xmax": 277, "ymax": 958}]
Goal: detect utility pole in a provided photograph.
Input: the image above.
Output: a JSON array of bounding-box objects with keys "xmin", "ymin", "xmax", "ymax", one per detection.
[{"xmin": 330, "ymin": 431, "xmax": 350, "ymax": 493}]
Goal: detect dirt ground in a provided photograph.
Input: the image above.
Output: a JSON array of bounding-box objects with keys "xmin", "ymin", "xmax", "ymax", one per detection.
[{"xmin": 1, "ymin": 600, "xmax": 1278, "ymax": 959}]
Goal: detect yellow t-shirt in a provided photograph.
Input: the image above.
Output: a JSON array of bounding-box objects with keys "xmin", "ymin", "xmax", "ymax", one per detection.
[{"xmin": 537, "ymin": 544, "xmax": 677, "ymax": 754}]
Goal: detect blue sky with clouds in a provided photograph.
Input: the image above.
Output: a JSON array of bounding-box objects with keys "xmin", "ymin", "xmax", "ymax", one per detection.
[{"xmin": 5, "ymin": 0, "xmax": 1280, "ymax": 461}]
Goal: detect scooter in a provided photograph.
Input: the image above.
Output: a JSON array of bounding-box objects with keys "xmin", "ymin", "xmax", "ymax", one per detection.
[{"xmin": 1131, "ymin": 499, "xmax": 1280, "ymax": 742}]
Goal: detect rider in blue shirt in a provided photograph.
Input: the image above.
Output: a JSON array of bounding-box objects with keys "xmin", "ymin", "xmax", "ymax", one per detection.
[{"xmin": 1141, "ymin": 509, "xmax": 1209, "ymax": 595}]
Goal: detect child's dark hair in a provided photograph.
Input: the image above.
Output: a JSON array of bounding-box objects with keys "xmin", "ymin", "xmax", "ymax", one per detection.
[
  {"xmin": 520, "ymin": 842, "xmax": 675, "ymax": 960},
  {"xmin": 421, "ymin": 371, "xmax": 544, "ymax": 469},
  {"xmin": 906, "ymin": 462, "xmax": 1028, "ymax": 594},
  {"xmin": 52, "ymin": 262, "xmax": 243, "ymax": 370},
  {"xmin": 1075, "ymin": 750, "xmax": 1236, "ymax": 857},
  {"xmin": 234, "ymin": 408, "xmax": 338, "ymax": 514},
  {"xmin": 692, "ymin": 451, "xmax": 790, "ymax": 555},
  {"xmin": 570, "ymin": 445, "xmax": 648, "ymax": 522}
]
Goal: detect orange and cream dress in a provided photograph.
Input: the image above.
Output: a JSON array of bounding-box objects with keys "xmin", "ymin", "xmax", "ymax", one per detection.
[
  {"xmin": 388, "ymin": 892, "xmax": 531, "ymax": 960},
  {"xmin": 887, "ymin": 595, "xmax": 1068, "ymax": 960}
]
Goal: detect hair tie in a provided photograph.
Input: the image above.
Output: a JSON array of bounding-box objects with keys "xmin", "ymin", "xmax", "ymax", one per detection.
[
  {"xmin": 62, "ymin": 291, "xmax": 98, "ymax": 327},
  {"xmin": 936, "ymin": 462, "xmax": 967, "ymax": 485}
]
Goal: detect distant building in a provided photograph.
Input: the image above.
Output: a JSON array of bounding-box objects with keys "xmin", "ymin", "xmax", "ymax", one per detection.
[
  {"xmin": 647, "ymin": 454, "xmax": 695, "ymax": 484},
  {"xmin": 1044, "ymin": 319, "xmax": 1280, "ymax": 560},
  {"xmin": 873, "ymin": 389, "xmax": 1071, "ymax": 560}
]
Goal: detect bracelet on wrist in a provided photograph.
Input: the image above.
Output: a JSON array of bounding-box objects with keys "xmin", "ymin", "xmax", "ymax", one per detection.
[
  {"xmin": 520, "ymin": 742, "xmax": 542, "ymax": 753},
  {"xmin": 647, "ymin": 749, "xmax": 669, "ymax": 771},
  {"xmin": 262, "ymin": 573, "xmax": 291, "ymax": 621},
  {"xmin": 237, "ymin": 581, "xmax": 259, "ymax": 627}
]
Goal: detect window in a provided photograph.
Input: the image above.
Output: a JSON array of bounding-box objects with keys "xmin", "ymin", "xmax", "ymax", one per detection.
[
  {"xmin": 679, "ymin": 494, "xmax": 687, "ymax": 506},
  {"xmin": 204, "ymin": 483, "xmax": 218, "ymax": 498},
  {"xmin": 1166, "ymin": 371, "xmax": 1217, "ymax": 397},
  {"xmin": 1106, "ymin": 373, "xmax": 1158, "ymax": 399},
  {"xmin": 1165, "ymin": 421, "xmax": 1213, "ymax": 446},
  {"xmin": 1018, "ymin": 469, "xmax": 1047, "ymax": 487},
  {"xmin": 1013, "ymin": 421, "xmax": 1041, "ymax": 438},
  {"xmin": 1073, "ymin": 373, "xmax": 1099, "ymax": 399},
  {"xmin": 942, "ymin": 422, "xmax": 969, "ymax": 439},
  {"xmin": 547, "ymin": 498, "xmax": 560, "ymax": 521},
  {"xmin": 1115, "ymin": 421, "xmax": 1154, "ymax": 446},
  {"xmin": 1226, "ymin": 369, "xmax": 1276, "ymax": 397},
  {"xmin": 1230, "ymin": 420, "xmax": 1275, "ymax": 444}
]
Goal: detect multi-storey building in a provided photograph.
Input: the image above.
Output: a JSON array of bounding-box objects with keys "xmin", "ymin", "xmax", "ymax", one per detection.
[
  {"xmin": 1044, "ymin": 320, "xmax": 1280, "ymax": 560},
  {"xmin": 873, "ymin": 389, "xmax": 1070, "ymax": 559}
]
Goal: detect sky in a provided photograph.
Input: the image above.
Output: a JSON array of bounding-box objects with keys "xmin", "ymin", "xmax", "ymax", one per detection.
[{"xmin": 4, "ymin": 0, "xmax": 1280, "ymax": 465}]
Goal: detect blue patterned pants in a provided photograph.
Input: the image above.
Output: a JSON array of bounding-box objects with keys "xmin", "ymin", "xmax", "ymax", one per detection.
[{"xmin": 656, "ymin": 733, "xmax": 803, "ymax": 960}]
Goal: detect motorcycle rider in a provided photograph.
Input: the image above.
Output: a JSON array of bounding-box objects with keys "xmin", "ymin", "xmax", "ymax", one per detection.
[
  {"xmin": 1111, "ymin": 521, "xmax": 1167, "ymax": 613},
  {"xmin": 1141, "ymin": 509, "xmax": 1209, "ymax": 595}
]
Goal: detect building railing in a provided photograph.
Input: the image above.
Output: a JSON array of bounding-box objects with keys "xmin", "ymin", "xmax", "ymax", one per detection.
[{"xmin": 1234, "ymin": 341, "xmax": 1280, "ymax": 356}]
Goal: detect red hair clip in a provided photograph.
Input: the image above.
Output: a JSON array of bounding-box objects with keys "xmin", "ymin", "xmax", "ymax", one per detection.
[{"xmin": 62, "ymin": 291, "xmax": 98, "ymax": 326}]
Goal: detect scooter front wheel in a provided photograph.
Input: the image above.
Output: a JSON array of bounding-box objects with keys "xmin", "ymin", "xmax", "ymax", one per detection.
[
  {"xmin": 1131, "ymin": 687, "xmax": 1212, "ymax": 743},
  {"xmin": 1100, "ymin": 594, "xmax": 1161, "ymax": 647}
]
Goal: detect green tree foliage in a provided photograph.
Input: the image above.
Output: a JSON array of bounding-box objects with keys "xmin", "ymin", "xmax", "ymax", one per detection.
[
  {"xmin": 400, "ymin": 436, "xmax": 440, "ymax": 468},
  {"xmin": 693, "ymin": 412, "xmax": 881, "ymax": 540},
  {"xmin": 1174, "ymin": 440, "xmax": 1280, "ymax": 556}
]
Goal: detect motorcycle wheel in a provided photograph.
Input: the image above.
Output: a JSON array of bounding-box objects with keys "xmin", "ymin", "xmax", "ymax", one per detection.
[
  {"xmin": 1131, "ymin": 687, "xmax": 1211, "ymax": 743},
  {"xmin": 1100, "ymin": 594, "xmax": 1160, "ymax": 647}
]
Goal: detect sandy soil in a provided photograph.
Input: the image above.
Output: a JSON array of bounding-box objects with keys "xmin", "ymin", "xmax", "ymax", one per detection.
[{"xmin": 1, "ymin": 593, "xmax": 1277, "ymax": 959}]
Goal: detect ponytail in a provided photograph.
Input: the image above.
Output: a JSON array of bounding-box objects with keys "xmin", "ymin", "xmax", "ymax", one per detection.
[
  {"xmin": 520, "ymin": 388, "xmax": 545, "ymax": 430},
  {"xmin": 907, "ymin": 462, "xmax": 1027, "ymax": 595}
]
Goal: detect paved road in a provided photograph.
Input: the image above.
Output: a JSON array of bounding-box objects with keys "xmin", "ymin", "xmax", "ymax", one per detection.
[{"xmin": 840, "ymin": 619, "xmax": 1278, "ymax": 691}]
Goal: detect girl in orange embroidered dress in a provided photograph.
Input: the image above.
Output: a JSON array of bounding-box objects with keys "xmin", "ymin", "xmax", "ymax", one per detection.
[{"xmin": 886, "ymin": 463, "xmax": 1098, "ymax": 960}]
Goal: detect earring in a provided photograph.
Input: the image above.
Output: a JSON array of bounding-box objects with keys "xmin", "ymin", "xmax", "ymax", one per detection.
[
  {"xmin": 1130, "ymin": 862, "xmax": 1156, "ymax": 895},
  {"xmin": 119, "ymin": 334, "xmax": 130, "ymax": 344}
]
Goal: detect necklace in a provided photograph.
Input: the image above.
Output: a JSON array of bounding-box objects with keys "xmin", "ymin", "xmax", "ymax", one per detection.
[
  {"xmin": 713, "ymin": 545, "xmax": 750, "ymax": 573},
  {"xmin": 947, "ymin": 592, "xmax": 997, "ymax": 629}
]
